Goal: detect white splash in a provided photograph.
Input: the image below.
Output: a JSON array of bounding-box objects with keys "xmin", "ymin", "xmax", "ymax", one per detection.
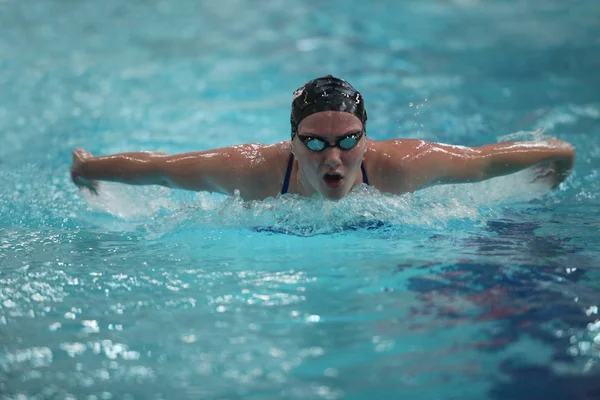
[{"xmin": 79, "ymin": 166, "xmax": 555, "ymax": 237}]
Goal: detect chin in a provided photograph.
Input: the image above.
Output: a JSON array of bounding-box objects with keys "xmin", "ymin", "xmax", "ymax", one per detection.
[{"xmin": 321, "ymin": 187, "xmax": 350, "ymax": 201}]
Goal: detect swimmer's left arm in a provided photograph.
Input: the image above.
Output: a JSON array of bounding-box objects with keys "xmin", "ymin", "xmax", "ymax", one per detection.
[
  {"xmin": 474, "ymin": 139, "xmax": 575, "ymax": 187},
  {"xmin": 403, "ymin": 139, "xmax": 575, "ymax": 190}
]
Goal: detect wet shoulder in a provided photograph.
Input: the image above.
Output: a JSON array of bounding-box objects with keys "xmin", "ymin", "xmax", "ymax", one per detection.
[
  {"xmin": 229, "ymin": 141, "xmax": 291, "ymax": 199},
  {"xmin": 362, "ymin": 139, "xmax": 429, "ymax": 193},
  {"xmin": 226, "ymin": 141, "xmax": 290, "ymax": 166},
  {"xmin": 364, "ymin": 139, "xmax": 426, "ymax": 167}
]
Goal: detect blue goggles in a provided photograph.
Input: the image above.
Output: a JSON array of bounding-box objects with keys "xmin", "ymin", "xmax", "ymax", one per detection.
[{"xmin": 296, "ymin": 131, "xmax": 364, "ymax": 152}]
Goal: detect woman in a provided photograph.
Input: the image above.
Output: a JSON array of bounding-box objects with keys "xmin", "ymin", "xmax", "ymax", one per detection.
[{"xmin": 71, "ymin": 75, "xmax": 575, "ymax": 201}]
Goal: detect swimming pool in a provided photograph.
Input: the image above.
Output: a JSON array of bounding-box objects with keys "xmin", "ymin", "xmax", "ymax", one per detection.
[{"xmin": 1, "ymin": 0, "xmax": 599, "ymax": 398}]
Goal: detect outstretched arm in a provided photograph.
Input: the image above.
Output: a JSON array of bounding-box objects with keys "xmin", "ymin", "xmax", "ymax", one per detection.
[
  {"xmin": 386, "ymin": 139, "xmax": 575, "ymax": 191},
  {"xmin": 470, "ymin": 139, "xmax": 575, "ymax": 188},
  {"xmin": 71, "ymin": 149, "xmax": 168, "ymax": 193},
  {"xmin": 70, "ymin": 144, "xmax": 286, "ymax": 199}
]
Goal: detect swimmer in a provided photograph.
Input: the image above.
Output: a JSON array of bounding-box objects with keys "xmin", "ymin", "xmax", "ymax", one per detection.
[{"xmin": 70, "ymin": 75, "xmax": 575, "ymax": 201}]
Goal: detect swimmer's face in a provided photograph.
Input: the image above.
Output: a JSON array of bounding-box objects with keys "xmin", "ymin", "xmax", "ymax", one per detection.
[{"xmin": 292, "ymin": 111, "xmax": 367, "ymax": 200}]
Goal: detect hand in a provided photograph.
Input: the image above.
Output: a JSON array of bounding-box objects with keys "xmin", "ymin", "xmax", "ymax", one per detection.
[
  {"xmin": 71, "ymin": 148, "xmax": 98, "ymax": 195},
  {"xmin": 531, "ymin": 160, "xmax": 572, "ymax": 189},
  {"xmin": 531, "ymin": 139, "xmax": 575, "ymax": 189}
]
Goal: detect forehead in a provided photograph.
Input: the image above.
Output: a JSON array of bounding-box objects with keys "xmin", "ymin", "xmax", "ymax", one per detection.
[{"xmin": 298, "ymin": 111, "xmax": 363, "ymax": 134}]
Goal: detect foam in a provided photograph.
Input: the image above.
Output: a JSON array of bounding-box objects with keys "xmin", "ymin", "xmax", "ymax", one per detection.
[{"xmin": 80, "ymin": 168, "xmax": 554, "ymax": 237}]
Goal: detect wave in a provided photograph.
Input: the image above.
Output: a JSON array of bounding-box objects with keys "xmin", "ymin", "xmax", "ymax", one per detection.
[{"xmin": 78, "ymin": 168, "xmax": 554, "ymax": 237}]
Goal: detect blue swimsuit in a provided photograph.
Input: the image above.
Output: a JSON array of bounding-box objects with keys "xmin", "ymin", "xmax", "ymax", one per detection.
[{"xmin": 280, "ymin": 153, "xmax": 369, "ymax": 194}]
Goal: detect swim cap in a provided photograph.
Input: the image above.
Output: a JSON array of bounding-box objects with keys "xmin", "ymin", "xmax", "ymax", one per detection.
[{"xmin": 290, "ymin": 75, "xmax": 367, "ymax": 137}]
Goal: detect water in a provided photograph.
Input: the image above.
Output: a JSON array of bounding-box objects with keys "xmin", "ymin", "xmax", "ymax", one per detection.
[{"xmin": 1, "ymin": 0, "xmax": 600, "ymax": 398}]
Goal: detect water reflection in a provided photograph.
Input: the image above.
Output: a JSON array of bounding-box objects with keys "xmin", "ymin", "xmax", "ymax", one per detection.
[{"xmin": 401, "ymin": 217, "xmax": 600, "ymax": 399}]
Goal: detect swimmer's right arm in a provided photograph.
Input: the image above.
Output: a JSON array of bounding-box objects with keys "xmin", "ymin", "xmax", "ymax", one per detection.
[
  {"xmin": 70, "ymin": 145, "xmax": 280, "ymax": 197},
  {"xmin": 71, "ymin": 149, "xmax": 169, "ymax": 193}
]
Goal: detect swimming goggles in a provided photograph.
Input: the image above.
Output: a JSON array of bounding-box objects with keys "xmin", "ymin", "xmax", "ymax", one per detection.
[{"xmin": 296, "ymin": 131, "xmax": 364, "ymax": 152}]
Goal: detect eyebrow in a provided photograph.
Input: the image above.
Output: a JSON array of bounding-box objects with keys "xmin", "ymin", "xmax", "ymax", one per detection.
[{"xmin": 297, "ymin": 130, "xmax": 362, "ymax": 139}]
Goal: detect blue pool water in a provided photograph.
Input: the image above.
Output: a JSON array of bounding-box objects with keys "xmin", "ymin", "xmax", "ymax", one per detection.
[{"xmin": 1, "ymin": 0, "xmax": 600, "ymax": 398}]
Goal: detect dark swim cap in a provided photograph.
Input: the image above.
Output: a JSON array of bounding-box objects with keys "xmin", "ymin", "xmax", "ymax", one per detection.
[{"xmin": 290, "ymin": 75, "xmax": 367, "ymax": 137}]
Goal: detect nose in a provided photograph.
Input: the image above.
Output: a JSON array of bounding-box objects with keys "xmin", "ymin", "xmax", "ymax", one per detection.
[{"xmin": 323, "ymin": 147, "xmax": 342, "ymax": 168}]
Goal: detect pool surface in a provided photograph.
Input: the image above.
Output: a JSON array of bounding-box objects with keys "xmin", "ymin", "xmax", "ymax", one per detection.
[{"xmin": 1, "ymin": 0, "xmax": 599, "ymax": 399}]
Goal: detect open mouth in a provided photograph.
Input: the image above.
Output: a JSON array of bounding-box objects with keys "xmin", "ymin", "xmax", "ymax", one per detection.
[{"xmin": 323, "ymin": 173, "xmax": 344, "ymax": 188}]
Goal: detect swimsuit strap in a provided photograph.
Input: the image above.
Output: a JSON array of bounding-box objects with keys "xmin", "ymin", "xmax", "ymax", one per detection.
[
  {"xmin": 361, "ymin": 162, "xmax": 370, "ymax": 185},
  {"xmin": 281, "ymin": 152, "xmax": 294, "ymax": 194},
  {"xmin": 281, "ymin": 153, "xmax": 369, "ymax": 195}
]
